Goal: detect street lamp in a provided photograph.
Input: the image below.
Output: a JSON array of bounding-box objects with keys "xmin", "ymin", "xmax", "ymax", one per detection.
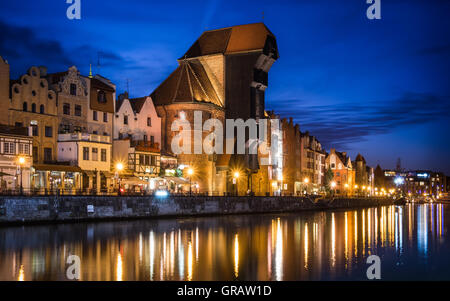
[
  {"xmin": 233, "ymin": 171, "xmax": 240, "ymax": 196},
  {"xmin": 18, "ymin": 156, "xmax": 25, "ymax": 195},
  {"xmin": 187, "ymin": 168, "xmax": 194, "ymax": 196},
  {"xmin": 303, "ymin": 177, "xmax": 309, "ymax": 195},
  {"xmin": 331, "ymin": 181, "xmax": 337, "ymax": 196},
  {"xmin": 344, "ymin": 183, "xmax": 349, "ymax": 197},
  {"xmin": 116, "ymin": 162, "xmax": 124, "ymax": 196}
]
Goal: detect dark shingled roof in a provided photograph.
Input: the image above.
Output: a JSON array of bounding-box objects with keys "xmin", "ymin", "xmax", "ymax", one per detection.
[
  {"xmin": 182, "ymin": 23, "xmax": 277, "ymax": 59},
  {"xmin": 129, "ymin": 97, "xmax": 147, "ymax": 113},
  {"xmin": 335, "ymin": 151, "xmax": 349, "ymax": 167},
  {"xmin": 150, "ymin": 60, "xmax": 222, "ymax": 107},
  {"xmin": 355, "ymin": 153, "xmax": 366, "ymax": 163}
]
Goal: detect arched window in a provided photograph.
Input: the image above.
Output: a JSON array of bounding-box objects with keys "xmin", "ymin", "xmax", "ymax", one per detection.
[
  {"xmin": 23, "ymin": 102, "xmax": 28, "ymax": 112},
  {"xmin": 40, "ymin": 104, "xmax": 45, "ymax": 114},
  {"xmin": 31, "ymin": 103, "xmax": 36, "ymax": 113}
]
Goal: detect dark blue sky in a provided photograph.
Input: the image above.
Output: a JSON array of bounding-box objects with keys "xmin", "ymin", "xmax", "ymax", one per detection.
[{"xmin": 1, "ymin": 0, "xmax": 449, "ymax": 174}]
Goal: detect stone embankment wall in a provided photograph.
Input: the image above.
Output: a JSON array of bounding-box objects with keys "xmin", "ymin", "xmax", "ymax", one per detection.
[{"xmin": 0, "ymin": 195, "xmax": 396, "ymax": 224}]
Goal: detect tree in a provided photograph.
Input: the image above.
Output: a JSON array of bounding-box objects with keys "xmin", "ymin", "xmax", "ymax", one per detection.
[{"xmin": 324, "ymin": 167, "xmax": 334, "ymax": 194}]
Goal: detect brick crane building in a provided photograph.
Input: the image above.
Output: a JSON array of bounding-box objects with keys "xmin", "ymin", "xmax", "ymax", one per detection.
[{"xmin": 151, "ymin": 23, "xmax": 279, "ymax": 195}]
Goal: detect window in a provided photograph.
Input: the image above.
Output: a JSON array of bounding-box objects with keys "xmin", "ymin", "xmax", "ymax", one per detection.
[
  {"xmin": 74, "ymin": 105, "xmax": 81, "ymax": 116},
  {"xmin": 145, "ymin": 155, "xmax": 150, "ymax": 166},
  {"xmin": 70, "ymin": 83, "xmax": 77, "ymax": 96},
  {"xmin": 331, "ymin": 163, "xmax": 335, "ymax": 169},
  {"xmin": 143, "ymin": 135, "xmax": 148, "ymax": 142},
  {"xmin": 63, "ymin": 103, "xmax": 70, "ymax": 115},
  {"xmin": 150, "ymin": 135, "xmax": 154, "ymax": 144},
  {"xmin": 147, "ymin": 117, "xmax": 151, "ymax": 126},
  {"xmin": 92, "ymin": 148, "xmax": 98, "ymax": 161},
  {"xmin": 15, "ymin": 122, "xmax": 23, "ymax": 128},
  {"xmin": 123, "ymin": 115, "xmax": 128, "ymax": 125},
  {"xmin": 103, "ymin": 112, "xmax": 108, "ymax": 122},
  {"xmin": 45, "ymin": 126, "xmax": 53, "ymax": 137},
  {"xmin": 97, "ymin": 90, "xmax": 106, "ymax": 103},
  {"xmin": 74, "ymin": 126, "xmax": 81, "ymax": 132},
  {"xmin": 19, "ymin": 143, "xmax": 30, "ymax": 155},
  {"xmin": 83, "ymin": 147, "xmax": 89, "ymax": 160},
  {"xmin": 40, "ymin": 104, "xmax": 44, "ymax": 114},
  {"xmin": 3, "ymin": 142, "xmax": 14, "ymax": 154},
  {"xmin": 31, "ymin": 103, "xmax": 36, "ymax": 113},
  {"xmin": 101, "ymin": 149, "xmax": 107, "ymax": 162},
  {"xmin": 93, "ymin": 111, "xmax": 98, "ymax": 121},
  {"xmin": 23, "ymin": 102, "xmax": 28, "ymax": 112},
  {"xmin": 151, "ymin": 155, "xmax": 157, "ymax": 166},
  {"xmin": 44, "ymin": 148, "xmax": 52, "ymax": 162},
  {"xmin": 61, "ymin": 124, "xmax": 70, "ymax": 133},
  {"xmin": 31, "ymin": 125, "xmax": 38, "ymax": 136}
]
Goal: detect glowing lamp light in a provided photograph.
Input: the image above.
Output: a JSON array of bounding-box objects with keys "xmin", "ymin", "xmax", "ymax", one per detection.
[
  {"xmin": 304, "ymin": 178, "xmax": 310, "ymax": 184},
  {"xmin": 330, "ymin": 181, "xmax": 336, "ymax": 188},
  {"xmin": 187, "ymin": 168, "xmax": 194, "ymax": 176},
  {"xmin": 18, "ymin": 157, "xmax": 26, "ymax": 165},
  {"xmin": 116, "ymin": 162, "xmax": 124, "ymax": 171},
  {"xmin": 344, "ymin": 183, "xmax": 349, "ymax": 188},
  {"xmin": 354, "ymin": 185, "xmax": 358, "ymax": 189},
  {"xmin": 233, "ymin": 171, "xmax": 240, "ymax": 179},
  {"xmin": 155, "ymin": 190, "xmax": 169, "ymax": 197},
  {"xmin": 394, "ymin": 177, "xmax": 404, "ymax": 186}
]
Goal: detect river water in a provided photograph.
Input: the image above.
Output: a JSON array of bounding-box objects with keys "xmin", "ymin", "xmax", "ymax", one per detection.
[{"xmin": 0, "ymin": 203, "xmax": 449, "ymax": 281}]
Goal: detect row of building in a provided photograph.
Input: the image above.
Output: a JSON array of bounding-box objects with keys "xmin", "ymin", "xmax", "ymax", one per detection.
[{"xmin": 0, "ymin": 23, "xmax": 447, "ymax": 197}]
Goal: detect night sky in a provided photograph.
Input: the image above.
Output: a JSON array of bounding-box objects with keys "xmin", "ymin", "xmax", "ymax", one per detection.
[{"xmin": 1, "ymin": 0, "xmax": 449, "ymax": 174}]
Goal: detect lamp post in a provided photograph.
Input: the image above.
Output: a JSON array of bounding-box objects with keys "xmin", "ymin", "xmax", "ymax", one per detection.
[
  {"xmin": 18, "ymin": 156, "xmax": 25, "ymax": 195},
  {"xmin": 116, "ymin": 162, "xmax": 123, "ymax": 196},
  {"xmin": 233, "ymin": 171, "xmax": 240, "ymax": 196},
  {"xmin": 331, "ymin": 181, "xmax": 337, "ymax": 196},
  {"xmin": 187, "ymin": 168, "xmax": 193, "ymax": 196},
  {"xmin": 344, "ymin": 183, "xmax": 349, "ymax": 197},
  {"xmin": 303, "ymin": 177, "xmax": 309, "ymax": 195}
]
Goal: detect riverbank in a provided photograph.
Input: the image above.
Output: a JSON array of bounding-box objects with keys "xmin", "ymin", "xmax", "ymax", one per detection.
[{"xmin": 0, "ymin": 195, "xmax": 400, "ymax": 225}]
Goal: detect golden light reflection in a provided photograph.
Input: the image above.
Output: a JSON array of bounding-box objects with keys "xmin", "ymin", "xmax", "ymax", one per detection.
[
  {"xmin": 344, "ymin": 212, "xmax": 348, "ymax": 265},
  {"xmin": 354, "ymin": 211, "xmax": 358, "ymax": 256},
  {"xmin": 116, "ymin": 252, "xmax": 123, "ymax": 281},
  {"xmin": 275, "ymin": 218, "xmax": 283, "ymax": 281},
  {"xmin": 331, "ymin": 213, "xmax": 336, "ymax": 267},
  {"xmin": 149, "ymin": 231, "xmax": 155, "ymax": 280},
  {"xmin": 187, "ymin": 241, "xmax": 193, "ymax": 281},
  {"xmin": 304, "ymin": 223, "xmax": 308, "ymax": 269},
  {"xmin": 234, "ymin": 234, "xmax": 239, "ymax": 278},
  {"xmin": 18, "ymin": 265, "xmax": 24, "ymax": 281},
  {"xmin": 362, "ymin": 210, "xmax": 365, "ymax": 255}
]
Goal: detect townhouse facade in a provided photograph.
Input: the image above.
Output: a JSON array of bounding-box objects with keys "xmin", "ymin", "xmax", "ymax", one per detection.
[{"xmin": 326, "ymin": 148, "xmax": 355, "ymax": 195}]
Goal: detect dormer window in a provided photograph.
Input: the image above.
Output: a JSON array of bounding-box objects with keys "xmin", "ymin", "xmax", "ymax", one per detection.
[{"xmin": 98, "ymin": 90, "xmax": 106, "ymax": 103}]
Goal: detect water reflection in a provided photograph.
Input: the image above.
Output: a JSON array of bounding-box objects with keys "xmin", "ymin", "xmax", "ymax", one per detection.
[{"xmin": 0, "ymin": 204, "xmax": 449, "ymax": 281}]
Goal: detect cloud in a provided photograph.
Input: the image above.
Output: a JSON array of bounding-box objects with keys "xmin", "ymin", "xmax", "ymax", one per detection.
[
  {"xmin": 0, "ymin": 20, "xmax": 73, "ymax": 72},
  {"xmin": 0, "ymin": 20, "xmax": 129, "ymax": 80},
  {"xmin": 267, "ymin": 92, "xmax": 450, "ymax": 150}
]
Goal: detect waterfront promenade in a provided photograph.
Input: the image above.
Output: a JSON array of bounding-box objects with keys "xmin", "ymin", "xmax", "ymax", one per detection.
[{"xmin": 0, "ymin": 195, "xmax": 398, "ymax": 224}]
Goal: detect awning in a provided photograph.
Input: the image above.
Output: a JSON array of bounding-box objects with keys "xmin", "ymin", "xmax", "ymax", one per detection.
[
  {"xmin": 33, "ymin": 164, "xmax": 82, "ymax": 173},
  {"xmin": 82, "ymin": 170, "xmax": 95, "ymax": 176},
  {"xmin": 101, "ymin": 171, "xmax": 112, "ymax": 177},
  {"xmin": 165, "ymin": 176, "xmax": 189, "ymax": 185},
  {"xmin": 121, "ymin": 177, "xmax": 148, "ymax": 185}
]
